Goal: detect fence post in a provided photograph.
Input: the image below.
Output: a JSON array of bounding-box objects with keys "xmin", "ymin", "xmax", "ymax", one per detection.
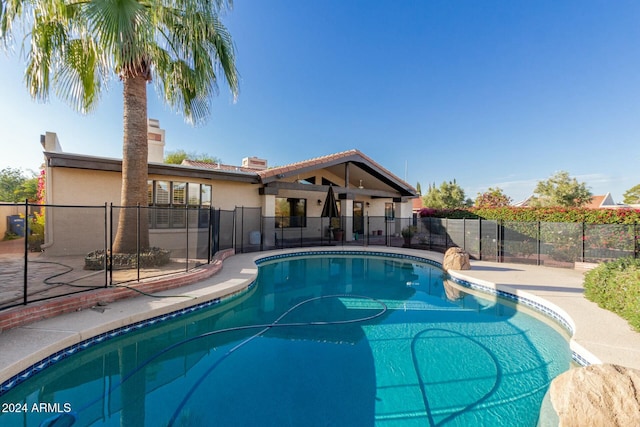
[
  {"xmin": 23, "ymin": 199, "xmax": 28, "ymax": 305},
  {"xmin": 185, "ymin": 207, "xmax": 190, "ymax": 272},
  {"xmin": 537, "ymin": 221, "xmax": 541, "ymax": 266},
  {"xmin": 215, "ymin": 208, "xmax": 221, "ymax": 254},
  {"xmin": 633, "ymin": 222, "xmax": 640, "ymax": 259},
  {"xmin": 104, "ymin": 203, "xmax": 108, "ymax": 286},
  {"xmin": 498, "ymin": 220, "xmax": 503, "ymax": 263},
  {"xmin": 366, "ymin": 215, "xmax": 369, "ymax": 246},
  {"xmin": 445, "ymin": 218, "xmax": 449, "ymax": 249},
  {"xmin": 136, "ymin": 204, "xmax": 140, "ymax": 281},
  {"xmin": 463, "ymin": 218, "xmax": 466, "ymax": 252},
  {"xmin": 478, "ymin": 219, "xmax": 483, "ymax": 260},
  {"xmin": 260, "ymin": 210, "xmax": 264, "ymax": 252},
  {"xmin": 240, "ymin": 207, "xmax": 244, "ymax": 254},
  {"xmin": 207, "ymin": 206, "xmax": 213, "ymax": 264},
  {"xmin": 581, "ymin": 222, "xmax": 586, "ymax": 263},
  {"xmin": 109, "ymin": 203, "xmax": 114, "ymax": 286},
  {"xmin": 385, "ymin": 217, "xmax": 389, "ymax": 247}
]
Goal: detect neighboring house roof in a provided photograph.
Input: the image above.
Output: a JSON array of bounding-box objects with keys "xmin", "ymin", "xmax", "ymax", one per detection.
[
  {"xmin": 181, "ymin": 159, "xmax": 261, "ymax": 174},
  {"xmin": 512, "ymin": 195, "xmax": 534, "ymax": 207},
  {"xmin": 412, "ymin": 196, "xmax": 423, "ymax": 212},
  {"xmin": 513, "ymin": 193, "xmax": 621, "ymax": 209},
  {"xmin": 584, "ymin": 193, "xmax": 617, "ymax": 209}
]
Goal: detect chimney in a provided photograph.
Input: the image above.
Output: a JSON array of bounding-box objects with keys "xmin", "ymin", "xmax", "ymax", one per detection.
[
  {"xmin": 147, "ymin": 119, "xmax": 165, "ymax": 163},
  {"xmin": 242, "ymin": 156, "xmax": 268, "ymax": 170},
  {"xmin": 40, "ymin": 132, "xmax": 62, "ymax": 152}
]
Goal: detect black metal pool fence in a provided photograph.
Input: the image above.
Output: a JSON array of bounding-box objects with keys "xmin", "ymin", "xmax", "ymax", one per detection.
[{"xmin": 1, "ymin": 202, "xmax": 638, "ymax": 310}]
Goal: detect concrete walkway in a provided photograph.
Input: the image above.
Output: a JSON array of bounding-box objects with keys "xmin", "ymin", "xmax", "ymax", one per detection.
[{"xmin": 1, "ymin": 247, "xmax": 639, "ymax": 389}]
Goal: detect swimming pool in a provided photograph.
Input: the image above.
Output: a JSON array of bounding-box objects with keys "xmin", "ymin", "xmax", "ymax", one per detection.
[{"xmin": 0, "ymin": 252, "xmax": 571, "ymax": 426}]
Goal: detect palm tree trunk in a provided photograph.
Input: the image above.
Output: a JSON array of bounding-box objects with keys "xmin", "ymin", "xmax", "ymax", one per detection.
[{"xmin": 112, "ymin": 74, "xmax": 150, "ymax": 253}]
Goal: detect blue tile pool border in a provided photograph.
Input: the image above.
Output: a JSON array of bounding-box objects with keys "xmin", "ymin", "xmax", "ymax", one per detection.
[
  {"xmin": 1, "ymin": 249, "xmax": 591, "ymax": 397},
  {"xmin": 0, "ymin": 282, "xmax": 256, "ymax": 397}
]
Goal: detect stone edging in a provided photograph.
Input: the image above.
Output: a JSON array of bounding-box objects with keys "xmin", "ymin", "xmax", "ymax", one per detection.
[{"xmin": 0, "ymin": 249, "xmax": 235, "ymax": 333}]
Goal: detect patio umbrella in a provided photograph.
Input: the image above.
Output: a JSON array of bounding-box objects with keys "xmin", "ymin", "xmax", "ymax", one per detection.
[{"xmin": 321, "ymin": 185, "xmax": 340, "ymax": 219}]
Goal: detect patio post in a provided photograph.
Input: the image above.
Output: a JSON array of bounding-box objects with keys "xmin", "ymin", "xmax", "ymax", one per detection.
[{"xmin": 23, "ymin": 199, "xmax": 28, "ymax": 305}]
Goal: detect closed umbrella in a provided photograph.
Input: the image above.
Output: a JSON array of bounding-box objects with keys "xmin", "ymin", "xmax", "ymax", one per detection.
[
  {"xmin": 321, "ymin": 186, "xmax": 340, "ymax": 241},
  {"xmin": 321, "ymin": 186, "xmax": 339, "ymax": 219}
]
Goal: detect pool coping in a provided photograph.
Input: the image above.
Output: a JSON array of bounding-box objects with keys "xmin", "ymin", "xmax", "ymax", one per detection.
[{"xmin": 1, "ymin": 246, "xmax": 635, "ymax": 397}]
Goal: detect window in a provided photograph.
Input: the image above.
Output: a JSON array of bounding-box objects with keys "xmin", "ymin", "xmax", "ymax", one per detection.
[
  {"xmin": 201, "ymin": 185, "xmax": 212, "ymax": 207},
  {"xmin": 385, "ymin": 203, "xmax": 395, "ymax": 220},
  {"xmin": 147, "ymin": 180, "xmax": 213, "ymax": 229},
  {"xmin": 276, "ymin": 197, "xmax": 307, "ymax": 227},
  {"xmin": 172, "ymin": 182, "xmax": 187, "ymax": 228},
  {"xmin": 188, "ymin": 183, "xmax": 201, "ymax": 206},
  {"xmin": 154, "ymin": 181, "xmax": 171, "ymax": 228},
  {"xmin": 155, "ymin": 181, "xmax": 170, "ymax": 205},
  {"xmin": 173, "ymin": 182, "xmax": 186, "ymax": 205}
]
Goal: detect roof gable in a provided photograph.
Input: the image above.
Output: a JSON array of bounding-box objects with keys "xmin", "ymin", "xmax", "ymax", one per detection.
[{"xmin": 258, "ymin": 149, "xmax": 417, "ymax": 197}]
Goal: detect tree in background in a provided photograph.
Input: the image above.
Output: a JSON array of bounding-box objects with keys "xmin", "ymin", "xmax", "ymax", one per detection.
[
  {"xmin": 531, "ymin": 171, "xmax": 592, "ymax": 207},
  {"xmin": 1, "ymin": 0, "xmax": 239, "ymax": 253},
  {"xmin": 0, "ymin": 168, "xmax": 38, "ymax": 202},
  {"xmin": 623, "ymin": 184, "xmax": 640, "ymax": 205},
  {"xmin": 165, "ymin": 150, "xmax": 220, "ymax": 165},
  {"xmin": 415, "ymin": 182, "xmax": 422, "ymax": 195},
  {"xmin": 475, "ymin": 187, "xmax": 512, "ymax": 208},
  {"xmin": 422, "ymin": 179, "xmax": 470, "ymax": 209}
]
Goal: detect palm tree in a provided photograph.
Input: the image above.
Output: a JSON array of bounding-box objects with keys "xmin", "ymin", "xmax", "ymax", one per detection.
[{"xmin": 1, "ymin": 0, "xmax": 239, "ymax": 253}]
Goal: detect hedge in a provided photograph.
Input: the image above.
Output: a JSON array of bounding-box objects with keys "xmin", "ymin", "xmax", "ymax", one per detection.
[
  {"xmin": 583, "ymin": 258, "xmax": 640, "ymax": 331},
  {"xmin": 418, "ymin": 207, "xmax": 640, "ymax": 224}
]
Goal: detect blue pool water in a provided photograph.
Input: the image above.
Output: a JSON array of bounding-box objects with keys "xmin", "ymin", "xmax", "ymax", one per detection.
[{"xmin": 0, "ymin": 253, "xmax": 571, "ymax": 426}]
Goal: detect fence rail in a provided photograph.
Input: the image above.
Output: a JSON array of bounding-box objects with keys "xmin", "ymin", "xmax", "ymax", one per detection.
[{"xmin": 1, "ymin": 201, "xmax": 637, "ymax": 311}]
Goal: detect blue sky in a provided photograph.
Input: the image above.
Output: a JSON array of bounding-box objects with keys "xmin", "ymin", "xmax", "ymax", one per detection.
[{"xmin": 1, "ymin": 0, "xmax": 639, "ymax": 204}]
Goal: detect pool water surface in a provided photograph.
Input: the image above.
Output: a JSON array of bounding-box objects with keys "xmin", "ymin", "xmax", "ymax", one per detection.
[{"xmin": 0, "ymin": 253, "xmax": 571, "ymax": 426}]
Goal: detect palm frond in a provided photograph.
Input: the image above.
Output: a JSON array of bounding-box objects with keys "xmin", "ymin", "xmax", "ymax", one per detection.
[
  {"xmin": 55, "ymin": 37, "xmax": 110, "ymax": 112},
  {"xmin": 24, "ymin": 9, "xmax": 69, "ymax": 102},
  {"xmin": 85, "ymin": 0, "xmax": 152, "ymax": 76},
  {"xmin": 148, "ymin": 0, "xmax": 238, "ymax": 123},
  {"xmin": 5, "ymin": 0, "xmax": 238, "ymax": 121}
]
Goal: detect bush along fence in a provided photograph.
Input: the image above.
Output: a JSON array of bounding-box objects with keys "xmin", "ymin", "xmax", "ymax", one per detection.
[{"xmin": 2, "ymin": 201, "xmax": 638, "ymax": 311}]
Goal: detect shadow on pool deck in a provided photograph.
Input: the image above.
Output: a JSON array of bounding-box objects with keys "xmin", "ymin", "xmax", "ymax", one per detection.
[{"xmin": 0, "ymin": 246, "xmax": 639, "ymax": 389}]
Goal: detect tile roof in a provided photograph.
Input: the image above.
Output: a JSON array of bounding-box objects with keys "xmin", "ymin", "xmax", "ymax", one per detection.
[
  {"xmin": 412, "ymin": 197, "xmax": 424, "ymax": 211},
  {"xmin": 585, "ymin": 195, "xmax": 607, "ymax": 209},
  {"xmin": 256, "ymin": 149, "xmax": 361, "ymax": 179},
  {"xmin": 180, "ymin": 149, "xmax": 417, "ymax": 196},
  {"xmin": 257, "ymin": 149, "xmax": 416, "ymax": 191}
]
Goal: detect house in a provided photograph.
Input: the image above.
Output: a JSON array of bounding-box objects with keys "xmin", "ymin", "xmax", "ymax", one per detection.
[
  {"xmin": 39, "ymin": 120, "xmax": 418, "ymax": 256},
  {"xmin": 513, "ymin": 193, "xmax": 620, "ymax": 209},
  {"xmin": 584, "ymin": 193, "xmax": 618, "ymax": 209}
]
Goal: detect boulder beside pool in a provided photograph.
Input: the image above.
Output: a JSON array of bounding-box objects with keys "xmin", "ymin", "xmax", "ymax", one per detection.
[
  {"xmin": 550, "ymin": 364, "xmax": 640, "ymax": 427},
  {"xmin": 442, "ymin": 247, "xmax": 471, "ymax": 271}
]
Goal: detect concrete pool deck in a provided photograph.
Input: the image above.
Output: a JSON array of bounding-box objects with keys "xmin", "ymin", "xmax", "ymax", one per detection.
[{"xmin": 1, "ymin": 247, "xmax": 640, "ymax": 390}]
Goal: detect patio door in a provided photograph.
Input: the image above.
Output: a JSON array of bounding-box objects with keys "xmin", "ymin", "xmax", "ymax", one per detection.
[{"xmin": 353, "ymin": 201, "xmax": 364, "ymax": 235}]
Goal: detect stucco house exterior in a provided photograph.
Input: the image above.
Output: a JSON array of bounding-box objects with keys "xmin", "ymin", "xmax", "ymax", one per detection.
[{"xmin": 39, "ymin": 120, "xmax": 417, "ymax": 256}]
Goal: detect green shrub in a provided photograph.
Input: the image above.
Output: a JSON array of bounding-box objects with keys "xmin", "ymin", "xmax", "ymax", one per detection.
[
  {"xmin": 419, "ymin": 206, "xmax": 640, "ymax": 224},
  {"xmin": 584, "ymin": 257, "xmax": 640, "ymax": 331}
]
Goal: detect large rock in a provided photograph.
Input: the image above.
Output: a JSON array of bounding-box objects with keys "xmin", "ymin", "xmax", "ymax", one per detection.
[
  {"xmin": 550, "ymin": 364, "xmax": 640, "ymax": 427},
  {"xmin": 442, "ymin": 247, "xmax": 470, "ymax": 271}
]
